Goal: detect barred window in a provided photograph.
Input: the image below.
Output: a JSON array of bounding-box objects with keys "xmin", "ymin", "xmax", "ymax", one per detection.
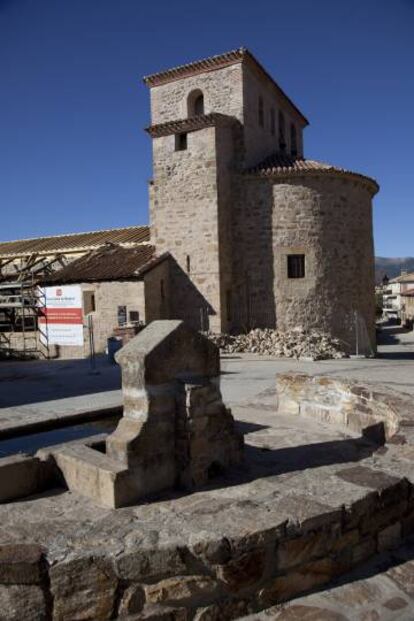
[{"xmin": 287, "ymin": 254, "xmax": 305, "ymax": 279}]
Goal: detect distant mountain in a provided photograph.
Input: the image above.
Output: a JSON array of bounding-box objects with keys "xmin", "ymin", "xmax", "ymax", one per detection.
[{"xmin": 375, "ymin": 257, "xmax": 414, "ymax": 283}]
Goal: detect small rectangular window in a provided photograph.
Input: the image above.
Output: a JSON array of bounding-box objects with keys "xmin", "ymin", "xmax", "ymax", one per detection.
[
  {"xmin": 117, "ymin": 305, "xmax": 127, "ymax": 326},
  {"xmin": 287, "ymin": 254, "xmax": 305, "ymax": 279},
  {"xmin": 290, "ymin": 123, "xmax": 298, "ymax": 157},
  {"xmin": 226, "ymin": 289, "xmax": 232, "ymax": 322},
  {"xmin": 83, "ymin": 290, "xmax": 96, "ymax": 315},
  {"xmin": 258, "ymin": 96, "xmax": 264, "ymax": 128},
  {"xmin": 270, "ymin": 108, "xmax": 276, "ymax": 136},
  {"xmin": 129, "ymin": 310, "xmax": 139, "ymax": 323},
  {"xmin": 175, "ymin": 133, "xmax": 187, "ymax": 151}
]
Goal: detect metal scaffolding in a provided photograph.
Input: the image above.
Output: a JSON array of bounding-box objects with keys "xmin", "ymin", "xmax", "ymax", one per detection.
[{"xmin": 0, "ymin": 253, "xmax": 64, "ymax": 358}]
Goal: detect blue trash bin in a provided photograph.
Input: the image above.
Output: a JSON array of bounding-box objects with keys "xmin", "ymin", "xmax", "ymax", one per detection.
[{"xmin": 107, "ymin": 336, "xmax": 123, "ymax": 364}]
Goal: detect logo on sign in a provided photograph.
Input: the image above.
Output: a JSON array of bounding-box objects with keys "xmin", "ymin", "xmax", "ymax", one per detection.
[{"xmin": 56, "ymin": 289, "xmax": 62, "ymax": 297}]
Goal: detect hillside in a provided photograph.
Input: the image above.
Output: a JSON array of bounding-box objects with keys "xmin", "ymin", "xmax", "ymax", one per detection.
[{"xmin": 375, "ymin": 257, "xmax": 414, "ymax": 283}]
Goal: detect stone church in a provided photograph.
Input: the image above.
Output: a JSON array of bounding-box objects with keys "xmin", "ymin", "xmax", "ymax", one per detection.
[
  {"xmin": 0, "ymin": 48, "xmax": 379, "ymax": 358},
  {"xmin": 145, "ymin": 48, "xmax": 378, "ymax": 352}
]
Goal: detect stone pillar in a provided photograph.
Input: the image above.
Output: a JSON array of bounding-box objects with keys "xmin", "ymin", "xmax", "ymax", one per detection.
[{"xmin": 105, "ymin": 320, "xmax": 243, "ymax": 504}]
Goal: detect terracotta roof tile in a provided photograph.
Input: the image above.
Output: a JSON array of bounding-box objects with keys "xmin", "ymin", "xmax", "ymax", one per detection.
[
  {"xmin": 245, "ymin": 154, "xmax": 379, "ymax": 194},
  {"xmin": 143, "ymin": 48, "xmax": 308, "ymax": 126},
  {"xmin": 143, "ymin": 48, "xmax": 246, "ymax": 86},
  {"xmin": 42, "ymin": 244, "xmax": 156, "ymax": 284},
  {"xmin": 0, "ymin": 226, "xmax": 150, "ymax": 258},
  {"xmin": 390, "ymin": 272, "xmax": 414, "ymax": 284},
  {"xmin": 145, "ymin": 113, "xmax": 236, "ymax": 138}
]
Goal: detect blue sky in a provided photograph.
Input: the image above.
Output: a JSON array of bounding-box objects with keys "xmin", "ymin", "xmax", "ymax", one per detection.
[{"xmin": 1, "ymin": 0, "xmax": 413, "ymax": 256}]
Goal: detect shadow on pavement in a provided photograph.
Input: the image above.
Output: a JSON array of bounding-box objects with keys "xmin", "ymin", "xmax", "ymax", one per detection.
[{"xmin": 0, "ymin": 355, "xmax": 121, "ymax": 408}]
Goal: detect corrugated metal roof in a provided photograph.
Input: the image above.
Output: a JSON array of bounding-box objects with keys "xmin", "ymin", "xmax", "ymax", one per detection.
[
  {"xmin": 0, "ymin": 226, "xmax": 150, "ymax": 258},
  {"xmin": 42, "ymin": 244, "xmax": 156, "ymax": 284}
]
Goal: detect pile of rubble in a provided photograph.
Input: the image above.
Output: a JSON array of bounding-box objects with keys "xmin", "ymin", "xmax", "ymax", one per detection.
[{"xmin": 205, "ymin": 328, "xmax": 348, "ymax": 360}]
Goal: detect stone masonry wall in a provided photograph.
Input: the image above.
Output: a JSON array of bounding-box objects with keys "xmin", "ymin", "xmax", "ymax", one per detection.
[
  {"xmin": 1, "ymin": 475, "xmax": 413, "ymax": 620},
  {"xmin": 148, "ymin": 60, "xmax": 304, "ymax": 168},
  {"xmin": 143, "ymin": 258, "xmax": 171, "ymax": 322},
  {"xmin": 150, "ymin": 126, "xmax": 225, "ymax": 332},
  {"xmin": 272, "ymin": 175, "xmax": 376, "ymax": 353},
  {"xmin": 56, "ymin": 280, "xmax": 145, "ymax": 359},
  {"xmin": 7, "ymin": 280, "xmax": 146, "ymax": 360},
  {"xmin": 242, "ymin": 62, "xmax": 304, "ymax": 168},
  {"xmin": 232, "ymin": 173, "xmax": 376, "ymax": 352},
  {"xmin": 149, "ymin": 64, "xmax": 244, "ymax": 125},
  {"xmin": 231, "ymin": 175, "xmax": 276, "ymax": 330}
]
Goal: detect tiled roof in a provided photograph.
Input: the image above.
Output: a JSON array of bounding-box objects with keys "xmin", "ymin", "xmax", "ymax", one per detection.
[
  {"xmin": 143, "ymin": 48, "xmax": 308, "ymax": 126},
  {"xmin": 143, "ymin": 48, "xmax": 245, "ymax": 86},
  {"xmin": 42, "ymin": 244, "xmax": 157, "ymax": 284},
  {"xmin": 390, "ymin": 272, "xmax": 414, "ymax": 284},
  {"xmin": 145, "ymin": 113, "xmax": 236, "ymax": 138},
  {"xmin": 0, "ymin": 226, "xmax": 150, "ymax": 258},
  {"xmin": 245, "ymin": 154, "xmax": 379, "ymax": 194}
]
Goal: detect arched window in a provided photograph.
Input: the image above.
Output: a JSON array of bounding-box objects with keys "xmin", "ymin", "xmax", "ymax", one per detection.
[
  {"xmin": 290, "ymin": 123, "xmax": 298, "ymax": 157},
  {"xmin": 187, "ymin": 89, "xmax": 204, "ymax": 117},
  {"xmin": 258, "ymin": 96, "xmax": 264, "ymax": 128},
  {"xmin": 278, "ymin": 111, "xmax": 286, "ymax": 152}
]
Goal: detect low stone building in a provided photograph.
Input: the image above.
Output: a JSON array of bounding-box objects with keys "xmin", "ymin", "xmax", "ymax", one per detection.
[
  {"xmin": 0, "ymin": 226, "xmax": 153, "ymax": 358},
  {"xmin": 39, "ymin": 244, "xmax": 170, "ymax": 358}
]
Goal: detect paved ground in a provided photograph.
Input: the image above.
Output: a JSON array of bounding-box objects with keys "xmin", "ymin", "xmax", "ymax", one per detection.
[
  {"xmin": 0, "ymin": 325, "xmax": 413, "ymax": 426},
  {"xmin": 0, "ymin": 324, "xmax": 413, "ymax": 619},
  {"xmin": 1, "ymin": 374, "xmax": 414, "ymax": 620}
]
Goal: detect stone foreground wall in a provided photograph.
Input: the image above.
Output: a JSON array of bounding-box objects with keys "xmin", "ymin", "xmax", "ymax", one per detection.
[
  {"xmin": 2, "ymin": 372, "xmax": 414, "ymax": 619},
  {"xmin": 1, "ymin": 475, "xmax": 414, "ymax": 620},
  {"xmin": 276, "ymin": 372, "xmax": 402, "ymax": 441}
]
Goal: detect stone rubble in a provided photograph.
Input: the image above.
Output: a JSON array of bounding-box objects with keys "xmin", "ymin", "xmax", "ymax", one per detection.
[{"xmin": 205, "ymin": 328, "xmax": 348, "ymax": 360}]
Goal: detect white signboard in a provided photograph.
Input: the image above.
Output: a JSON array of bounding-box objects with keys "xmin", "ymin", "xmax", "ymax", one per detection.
[{"xmin": 38, "ymin": 285, "xmax": 84, "ymax": 346}]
